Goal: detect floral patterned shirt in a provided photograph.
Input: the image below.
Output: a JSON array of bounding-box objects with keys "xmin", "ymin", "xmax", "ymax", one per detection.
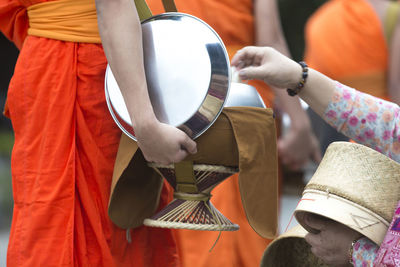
[{"xmin": 323, "ymin": 82, "xmax": 400, "ymax": 266}]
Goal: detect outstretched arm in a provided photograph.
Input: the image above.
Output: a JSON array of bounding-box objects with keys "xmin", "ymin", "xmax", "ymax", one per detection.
[
  {"xmin": 232, "ymin": 46, "xmax": 336, "ymax": 116},
  {"xmin": 232, "ymin": 46, "xmax": 400, "ymax": 161},
  {"xmin": 95, "ymin": 0, "xmax": 196, "ymax": 164},
  {"xmin": 233, "ymin": 46, "xmax": 400, "ymax": 267}
]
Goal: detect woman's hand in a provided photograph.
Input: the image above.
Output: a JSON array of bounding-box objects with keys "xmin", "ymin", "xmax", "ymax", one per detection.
[
  {"xmin": 135, "ymin": 120, "xmax": 197, "ymax": 165},
  {"xmin": 231, "ymin": 46, "xmax": 301, "ymax": 89},
  {"xmin": 304, "ymin": 213, "xmax": 362, "ymax": 266}
]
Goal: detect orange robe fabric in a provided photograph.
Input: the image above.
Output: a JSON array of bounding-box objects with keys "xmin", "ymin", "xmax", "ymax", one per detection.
[
  {"xmin": 147, "ymin": 1, "xmax": 273, "ymax": 267},
  {"xmin": 0, "ymin": 0, "xmax": 179, "ymax": 266},
  {"xmin": 305, "ymin": 0, "xmax": 389, "ymax": 99}
]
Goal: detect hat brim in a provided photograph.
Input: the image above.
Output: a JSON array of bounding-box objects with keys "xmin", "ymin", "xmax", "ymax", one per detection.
[{"xmin": 295, "ymin": 189, "xmax": 389, "ymax": 245}]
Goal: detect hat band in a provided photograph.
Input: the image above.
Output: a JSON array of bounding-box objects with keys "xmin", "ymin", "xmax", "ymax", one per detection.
[{"xmin": 295, "ymin": 189, "xmax": 389, "ymax": 245}]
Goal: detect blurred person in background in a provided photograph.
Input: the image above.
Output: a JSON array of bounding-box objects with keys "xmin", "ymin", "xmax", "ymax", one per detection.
[{"xmin": 304, "ymin": 0, "xmax": 400, "ymax": 155}]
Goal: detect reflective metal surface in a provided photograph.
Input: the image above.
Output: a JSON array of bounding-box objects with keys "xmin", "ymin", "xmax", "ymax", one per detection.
[
  {"xmin": 225, "ymin": 83, "xmax": 266, "ymax": 108},
  {"xmin": 105, "ymin": 13, "xmax": 230, "ymax": 140},
  {"xmin": 106, "ymin": 81, "xmax": 266, "ymax": 141},
  {"xmin": 105, "ymin": 13, "xmax": 266, "ymax": 141}
]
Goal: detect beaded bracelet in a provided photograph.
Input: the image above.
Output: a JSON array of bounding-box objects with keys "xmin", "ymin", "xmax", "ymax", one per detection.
[{"xmin": 286, "ymin": 61, "xmax": 308, "ymax": 96}]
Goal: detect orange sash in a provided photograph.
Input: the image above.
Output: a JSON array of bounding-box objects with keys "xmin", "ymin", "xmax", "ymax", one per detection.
[{"xmin": 27, "ymin": 0, "xmax": 101, "ymax": 43}]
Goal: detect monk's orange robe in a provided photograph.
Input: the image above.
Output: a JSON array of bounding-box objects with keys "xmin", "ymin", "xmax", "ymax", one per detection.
[
  {"xmin": 305, "ymin": 0, "xmax": 389, "ymax": 99},
  {"xmin": 147, "ymin": 1, "xmax": 273, "ymax": 267},
  {"xmin": 0, "ymin": 0, "xmax": 179, "ymax": 266}
]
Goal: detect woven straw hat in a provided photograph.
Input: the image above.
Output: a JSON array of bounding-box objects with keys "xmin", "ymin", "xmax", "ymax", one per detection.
[
  {"xmin": 295, "ymin": 142, "xmax": 400, "ymax": 245},
  {"xmin": 260, "ymin": 224, "xmax": 328, "ymax": 267},
  {"xmin": 143, "ymin": 162, "xmax": 240, "ymax": 231}
]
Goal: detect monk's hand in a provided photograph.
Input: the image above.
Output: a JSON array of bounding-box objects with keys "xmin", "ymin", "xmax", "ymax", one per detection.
[
  {"xmin": 135, "ymin": 121, "xmax": 197, "ymax": 165},
  {"xmin": 231, "ymin": 46, "xmax": 301, "ymax": 89},
  {"xmin": 278, "ymin": 124, "xmax": 321, "ymax": 171},
  {"xmin": 304, "ymin": 213, "xmax": 362, "ymax": 267}
]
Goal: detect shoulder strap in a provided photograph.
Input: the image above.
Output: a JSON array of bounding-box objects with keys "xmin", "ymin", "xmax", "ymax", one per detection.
[
  {"xmin": 384, "ymin": 1, "xmax": 400, "ymax": 47},
  {"xmin": 134, "ymin": 0, "xmax": 177, "ymax": 21},
  {"xmin": 161, "ymin": 0, "xmax": 177, "ymax": 13},
  {"xmin": 134, "ymin": 0, "xmax": 153, "ymax": 21}
]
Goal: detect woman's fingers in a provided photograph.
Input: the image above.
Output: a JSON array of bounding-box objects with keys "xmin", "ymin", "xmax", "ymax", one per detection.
[
  {"xmin": 238, "ymin": 65, "xmax": 269, "ymax": 81},
  {"xmin": 232, "ymin": 46, "xmax": 263, "ymax": 69}
]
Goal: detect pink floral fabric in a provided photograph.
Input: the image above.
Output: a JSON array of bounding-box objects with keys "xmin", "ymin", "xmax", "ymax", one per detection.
[
  {"xmin": 323, "ymin": 82, "xmax": 400, "ymax": 266},
  {"xmin": 374, "ymin": 201, "xmax": 400, "ymax": 266},
  {"xmin": 324, "ymin": 82, "xmax": 400, "ymax": 161},
  {"xmin": 352, "ymin": 237, "xmax": 379, "ymax": 266}
]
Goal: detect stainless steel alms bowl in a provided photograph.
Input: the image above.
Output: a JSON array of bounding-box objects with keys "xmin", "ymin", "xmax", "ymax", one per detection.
[
  {"xmin": 224, "ymin": 82, "xmax": 265, "ymax": 108},
  {"xmin": 106, "ymin": 80, "xmax": 266, "ymax": 141},
  {"xmin": 105, "ymin": 12, "xmax": 265, "ymax": 141}
]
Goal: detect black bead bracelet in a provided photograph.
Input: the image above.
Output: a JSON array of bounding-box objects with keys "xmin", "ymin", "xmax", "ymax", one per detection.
[{"xmin": 286, "ymin": 61, "xmax": 308, "ymax": 96}]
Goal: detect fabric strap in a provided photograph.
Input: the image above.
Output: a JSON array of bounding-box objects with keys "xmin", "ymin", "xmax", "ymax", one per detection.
[
  {"xmin": 135, "ymin": 0, "xmax": 177, "ymax": 20},
  {"xmin": 135, "ymin": 0, "xmax": 153, "ymax": 21},
  {"xmin": 174, "ymin": 161, "xmax": 198, "ymax": 193},
  {"xmin": 161, "ymin": 0, "xmax": 177, "ymax": 12}
]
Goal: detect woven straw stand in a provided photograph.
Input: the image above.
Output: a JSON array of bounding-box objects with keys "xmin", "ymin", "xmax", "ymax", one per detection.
[{"xmin": 143, "ymin": 161, "xmax": 239, "ymax": 231}]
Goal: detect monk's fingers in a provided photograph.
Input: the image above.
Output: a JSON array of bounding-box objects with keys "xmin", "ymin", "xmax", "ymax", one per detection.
[
  {"xmin": 180, "ymin": 136, "xmax": 197, "ymax": 155},
  {"xmin": 170, "ymin": 149, "xmax": 189, "ymax": 164}
]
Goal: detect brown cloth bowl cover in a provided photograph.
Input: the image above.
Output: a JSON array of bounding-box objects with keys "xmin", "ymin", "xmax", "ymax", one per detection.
[{"xmin": 108, "ymin": 107, "xmax": 279, "ymax": 239}]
